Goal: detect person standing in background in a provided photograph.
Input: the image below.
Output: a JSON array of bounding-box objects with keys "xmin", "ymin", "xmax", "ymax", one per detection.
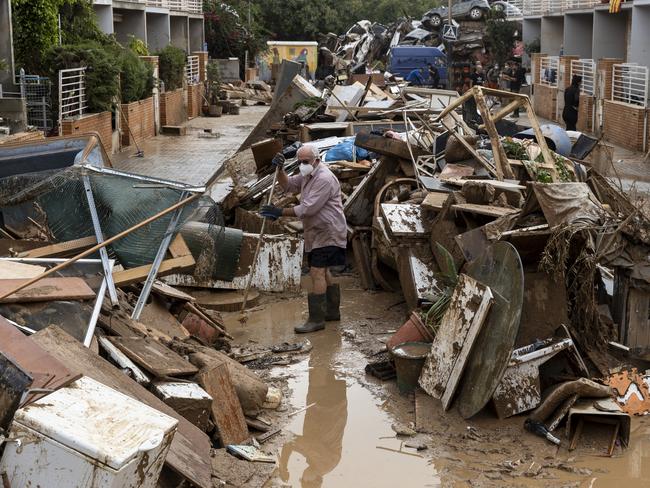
[{"xmin": 563, "ymin": 75, "xmax": 582, "ymax": 131}]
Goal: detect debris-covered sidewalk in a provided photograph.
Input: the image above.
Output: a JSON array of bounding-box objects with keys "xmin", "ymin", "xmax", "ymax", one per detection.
[{"xmin": 0, "ymin": 60, "xmax": 649, "ymax": 488}]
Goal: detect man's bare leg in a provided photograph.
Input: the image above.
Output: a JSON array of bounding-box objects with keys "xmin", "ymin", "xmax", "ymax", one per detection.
[{"xmin": 310, "ymin": 266, "xmax": 327, "ymax": 295}]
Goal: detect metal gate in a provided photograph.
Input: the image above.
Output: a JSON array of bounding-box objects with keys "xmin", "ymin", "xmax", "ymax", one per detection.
[
  {"xmin": 58, "ymin": 67, "xmax": 87, "ymax": 133},
  {"xmin": 18, "ymin": 69, "xmax": 54, "ymax": 133}
]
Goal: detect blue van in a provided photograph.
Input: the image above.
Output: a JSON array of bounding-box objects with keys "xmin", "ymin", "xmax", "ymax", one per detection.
[{"xmin": 388, "ymin": 46, "xmax": 448, "ymax": 87}]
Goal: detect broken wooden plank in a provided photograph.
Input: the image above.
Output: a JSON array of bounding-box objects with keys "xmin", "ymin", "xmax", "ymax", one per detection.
[
  {"xmin": 108, "ymin": 336, "xmax": 198, "ymax": 377},
  {"xmin": 113, "ymin": 254, "xmax": 195, "ymax": 287},
  {"xmin": 152, "ymin": 280, "xmax": 196, "ymax": 302},
  {"xmin": 380, "ymin": 203, "xmax": 429, "ymax": 237},
  {"xmin": 0, "ymin": 317, "xmax": 81, "ymax": 405},
  {"xmin": 351, "ymin": 230, "xmax": 375, "ymax": 290},
  {"xmin": 168, "ymin": 234, "xmax": 193, "ymax": 259},
  {"xmin": 0, "ymin": 277, "xmax": 95, "ymax": 303},
  {"xmin": 474, "ymin": 87, "xmax": 513, "ymax": 180},
  {"xmin": 354, "ymin": 131, "xmax": 426, "ymax": 161},
  {"xmin": 138, "ymin": 294, "xmax": 191, "ymax": 339},
  {"xmin": 198, "ymin": 363, "xmax": 250, "ymax": 446},
  {"xmin": 0, "ymin": 260, "xmax": 46, "ymax": 279},
  {"xmin": 441, "ymin": 285, "xmax": 493, "ymax": 410},
  {"xmin": 451, "ymin": 204, "xmax": 520, "ymax": 218},
  {"xmin": 418, "ymin": 275, "xmax": 492, "ymax": 401},
  {"xmin": 18, "ymin": 236, "xmax": 96, "ymax": 258},
  {"xmin": 32, "ymin": 326, "xmax": 212, "ymax": 488},
  {"xmin": 421, "ymin": 192, "xmax": 449, "ymax": 211}
]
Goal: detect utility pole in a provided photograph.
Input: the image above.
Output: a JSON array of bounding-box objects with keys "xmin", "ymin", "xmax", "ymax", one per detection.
[{"xmin": 245, "ymin": 0, "xmax": 251, "ymax": 71}]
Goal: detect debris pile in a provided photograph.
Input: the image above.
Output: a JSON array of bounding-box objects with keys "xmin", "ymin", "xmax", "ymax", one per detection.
[
  {"xmin": 226, "ymin": 79, "xmax": 650, "ymax": 457},
  {"xmin": 0, "ymin": 74, "xmax": 648, "ymax": 486},
  {"xmin": 0, "ymin": 134, "xmax": 300, "ymax": 487}
]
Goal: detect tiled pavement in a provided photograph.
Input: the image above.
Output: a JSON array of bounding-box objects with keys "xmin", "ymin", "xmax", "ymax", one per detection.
[{"xmin": 111, "ymin": 105, "xmax": 268, "ymax": 187}]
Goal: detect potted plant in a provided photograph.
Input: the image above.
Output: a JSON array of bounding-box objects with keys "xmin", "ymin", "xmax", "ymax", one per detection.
[{"xmin": 206, "ymin": 60, "xmax": 222, "ymax": 117}]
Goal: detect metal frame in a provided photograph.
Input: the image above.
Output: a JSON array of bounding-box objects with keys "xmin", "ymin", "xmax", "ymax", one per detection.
[
  {"xmin": 539, "ymin": 56, "xmax": 559, "ymax": 88},
  {"xmin": 82, "ymin": 174, "xmax": 119, "ymax": 307},
  {"xmin": 58, "ymin": 67, "xmax": 87, "ymax": 133},
  {"xmin": 186, "ymin": 55, "xmax": 200, "ymax": 85},
  {"xmin": 131, "ymin": 192, "xmax": 188, "ymax": 320},
  {"xmin": 571, "ymin": 59, "xmax": 596, "ymax": 96},
  {"xmin": 611, "ymin": 63, "xmax": 649, "ymax": 108},
  {"xmin": 18, "ymin": 69, "xmax": 53, "ymax": 132},
  {"xmin": 82, "ymin": 164, "xmax": 205, "ymax": 193}
]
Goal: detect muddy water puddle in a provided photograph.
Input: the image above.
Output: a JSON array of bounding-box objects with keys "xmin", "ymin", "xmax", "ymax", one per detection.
[
  {"xmin": 224, "ymin": 286, "xmax": 650, "ymax": 487},
  {"xmin": 225, "ymin": 290, "xmax": 440, "ymax": 487}
]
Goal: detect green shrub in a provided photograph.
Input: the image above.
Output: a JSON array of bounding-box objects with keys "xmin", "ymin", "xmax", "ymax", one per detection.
[
  {"xmin": 157, "ymin": 45, "xmax": 186, "ymax": 91},
  {"xmin": 206, "ymin": 60, "xmax": 221, "ymax": 104},
  {"xmin": 12, "ymin": 0, "xmax": 59, "ymax": 74},
  {"xmin": 128, "ymin": 36, "xmax": 149, "ymax": 56},
  {"xmin": 119, "ymin": 49, "xmax": 154, "ymax": 103},
  {"xmin": 44, "ymin": 42, "xmax": 120, "ymax": 113}
]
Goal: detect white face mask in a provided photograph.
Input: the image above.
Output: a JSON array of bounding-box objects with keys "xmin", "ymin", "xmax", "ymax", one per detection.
[{"xmin": 299, "ymin": 162, "xmax": 315, "ymax": 177}]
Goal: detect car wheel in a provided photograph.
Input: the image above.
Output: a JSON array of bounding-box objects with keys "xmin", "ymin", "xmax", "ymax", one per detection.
[
  {"xmin": 431, "ymin": 14, "xmax": 442, "ymax": 27},
  {"xmin": 469, "ymin": 7, "xmax": 483, "ymax": 19},
  {"xmin": 493, "ymin": 3, "xmax": 505, "ymax": 11}
]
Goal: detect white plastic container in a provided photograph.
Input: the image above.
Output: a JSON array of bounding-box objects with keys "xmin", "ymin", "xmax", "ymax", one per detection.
[{"xmin": 0, "ymin": 376, "xmax": 178, "ymax": 488}]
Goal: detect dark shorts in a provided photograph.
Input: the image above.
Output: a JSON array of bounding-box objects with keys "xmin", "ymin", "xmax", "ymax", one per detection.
[{"xmin": 307, "ymin": 246, "xmax": 346, "ymax": 268}]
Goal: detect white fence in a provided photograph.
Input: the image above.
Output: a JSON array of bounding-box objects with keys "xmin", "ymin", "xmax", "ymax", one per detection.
[
  {"xmin": 186, "ymin": 55, "xmax": 200, "ymax": 85},
  {"xmin": 58, "ymin": 67, "xmax": 87, "ymax": 131},
  {"xmin": 146, "ymin": 0, "xmax": 201, "ymax": 13},
  {"xmin": 571, "ymin": 59, "xmax": 596, "ymax": 96},
  {"xmin": 521, "ymin": 0, "xmax": 600, "ymax": 15},
  {"xmin": 612, "ymin": 63, "xmax": 649, "ymax": 107},
  {"xmin": 539, "ymin": 56, "xmax": 559, "ymax": 87}
]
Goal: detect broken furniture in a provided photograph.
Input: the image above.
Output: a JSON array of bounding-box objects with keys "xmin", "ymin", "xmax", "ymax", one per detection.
[
  {"xmin": 492, "ymin": 337, "xmax": 574, "ymax": 419},
  {"xmin": 566, "ymin": 398, "xmax": 630, "ymax": 456},
  {"xmin": 0, "ymin": 376, "xmax": 177, "ymax": 488}
]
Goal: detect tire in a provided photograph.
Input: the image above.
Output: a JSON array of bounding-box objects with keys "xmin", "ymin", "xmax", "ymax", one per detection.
[
  {"xmin": 469, "ymin": 7, "xmax": 483, "ymax": 19},
  {"xmin": 431, "ymin": 14, "xmax": 442, "ymax": 27},
  {"xmin": 493, "ymin": 3, "xmax": 505, "ymax": 11}
]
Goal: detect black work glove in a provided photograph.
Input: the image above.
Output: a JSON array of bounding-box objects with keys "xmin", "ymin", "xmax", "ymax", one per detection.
[
  {"xmin": 271, "ymin": 153, "xmax": 285, "ymax": 169},
  {"xmin": 260, "ymin": 204, "xmax": 283, "ymax": 220}
]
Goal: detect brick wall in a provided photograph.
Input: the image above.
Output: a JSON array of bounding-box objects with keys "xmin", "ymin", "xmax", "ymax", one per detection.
[
  {"xmin": 531, "ymin": 53, "xmax": 547, "ymax": 85},
  {"xmin": 603, "ymin": 100, "xmax": 646, "ymax": 151},
  {"xmin": 533, "ymin": 83, "xmax": 558, "ymax": 121},
  {"xmin": 597, "ymin": 58, "xmax": 624, "ymax": 100},
  {"xmin": 577, "ymin": 94, "xmax": 595, "ymax": 133},
  {"xmin": 186, "ymin": 83, "xmax": 203, "ymax": 119},
  {"xmin": 160, "ymin": 88, "xmax": 186, "ymax": 127},
  {"xmin": 61, "ymin": 111, "xmax": 112, "ymax": 153},
  {"xmin": 120, "ymin": 96, "xmax": 155, "ymax": 147},
  {"xmin": 559, "ymin": 56, "xmax": 579, "ymax": 89}
]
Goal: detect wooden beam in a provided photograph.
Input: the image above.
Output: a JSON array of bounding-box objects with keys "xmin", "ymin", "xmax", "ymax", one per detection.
[
  {"xmin": 19, "ymin": 236, "xmax": 97, "ymax": 258},
  {"xmin": 0, "ymin": 277, "xmax": 95, "ymax": 303},
  {"xmin": 433, "ymin": 89, "xmax": 476, "ymax": 122},
  {"xmin": 475, "ymin": 87, "xmax": 514, "ymax": 180},
  {"xmin": 168, "ymin": 234, "xmax": 192, "ymax": 258},
  {"xmin": 113, "ymin": 254, "xmax": 196, "ymax": 287},
  {"xmin": 477, "ymin": 99, "xmax": 523, "ymax": 129},
  {"xmin": 522, "ymin": 98, "xmax": 559, "ymax": 181}
]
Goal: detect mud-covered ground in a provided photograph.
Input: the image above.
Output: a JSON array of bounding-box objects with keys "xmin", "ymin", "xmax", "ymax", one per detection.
[{"xmin": 218, "ymin": 275, "xmax": 650, "ymax": 488}]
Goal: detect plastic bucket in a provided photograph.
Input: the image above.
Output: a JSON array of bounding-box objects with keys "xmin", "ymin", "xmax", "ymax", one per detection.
[{"xmin": 390, "ymin": 341, "xmax": 430, "ymax": 394}]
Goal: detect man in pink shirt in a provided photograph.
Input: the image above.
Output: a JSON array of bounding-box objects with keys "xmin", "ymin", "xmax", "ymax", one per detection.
[{"xmin": 260, "ymin": 144, "xmax": 347, "ymax": 333}]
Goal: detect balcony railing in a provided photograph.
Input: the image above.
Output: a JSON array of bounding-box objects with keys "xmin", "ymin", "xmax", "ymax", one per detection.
[
  {"xmin": 145, "ymin": 0, "xmax": 202, "ymax": 13},
  {"xmin": 612, "ymin": 63, "xmax": 648, "ymax": 108},
  {"xmin": 522, "ymin": 0, "xmax": 605, "ymax": 16}
]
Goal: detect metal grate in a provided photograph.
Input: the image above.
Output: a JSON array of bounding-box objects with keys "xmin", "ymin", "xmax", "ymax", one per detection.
[
  {"xmin": 17, "ymin": 69, "xmax": 54, "ymax": 132},
  {"xmin": 539, "ymin": 56, "xmax": 559, "ymax": 88},
  {"xmin": 58, "ymin": 67, "xmax": 87, "ymax": 131},
  {"xmin": 186, "ymin": 55, "xmax": 200, "ymax": 85},
  {"xmin": 612, "ymin": 63, "xmax": 648, "ymax": 107},
  {"xmin": 521, "ymin": 0, "xmax": 601, "ymax": 15},
  {"xmin": 570, "ymin": 59, "xmax": 595, "ymax": 96}
]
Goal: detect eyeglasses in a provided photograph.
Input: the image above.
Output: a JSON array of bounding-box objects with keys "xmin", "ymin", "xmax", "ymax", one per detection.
[{"xmin": 297, "ymin": 159, "xmax": 316, "ymax": 165}]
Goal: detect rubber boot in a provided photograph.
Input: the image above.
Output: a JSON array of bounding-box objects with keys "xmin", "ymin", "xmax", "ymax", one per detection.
[
  {"xmin": 294, "ymin": 293, "xmax": 326, "ymax": 333},
  {"xmin": 325, "ymin": 284, "xmax": 341, "ymax": 321}
]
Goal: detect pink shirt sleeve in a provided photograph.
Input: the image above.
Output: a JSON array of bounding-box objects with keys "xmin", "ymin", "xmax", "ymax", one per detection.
[
  {"xmin": 280, "ymin": 174, "xmax": 304, "ymax": 194},
  {"xmin": 293, "ymin": 177, "xmax": 332, "ymax": 219}
]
